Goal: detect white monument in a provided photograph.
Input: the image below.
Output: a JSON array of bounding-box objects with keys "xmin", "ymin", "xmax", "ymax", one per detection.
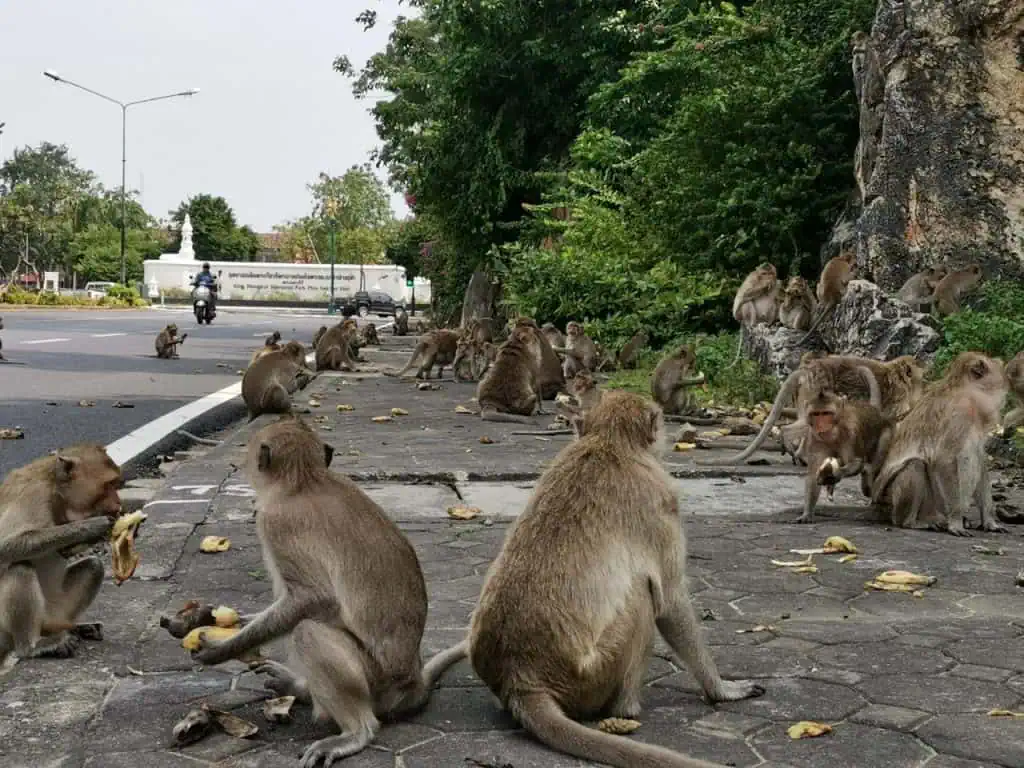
[{"xmin": 159, "ymin": 214, "xmax": 197, "ymax": 262}]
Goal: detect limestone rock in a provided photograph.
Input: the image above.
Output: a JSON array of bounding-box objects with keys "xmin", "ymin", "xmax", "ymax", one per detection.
[
  {"xmin": 744, "ymin": 280, "xmax": 941, "ymax": 378},
  {"xmin": 835, "ymin": 0, "xmax": 1024, "ymax": 286}
]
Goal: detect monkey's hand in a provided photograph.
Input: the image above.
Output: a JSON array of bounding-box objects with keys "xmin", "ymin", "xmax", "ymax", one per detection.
[
  {"xmin": 191, "ymin": 632, "xmax": 234, "ymax": 666},
  {"xmin": 815, "ymin": 458, "xmax": 841, "ymax": 499}
]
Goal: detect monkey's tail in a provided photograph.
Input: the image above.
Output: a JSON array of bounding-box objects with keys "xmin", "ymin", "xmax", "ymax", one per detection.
[
  {"xmin": 698, "ymin": 370, "xmax": 803, "ymax": 465},
  {"xmin": 726, "ymin": 331, "xmax": 744, "ymax": 369},
  {"xmin": 385, "ymin": 345, "xmax": 423, "ymax": 377},
  {"xmin": 421, "ymin": 639, "xmax": 468, "ymax": 689},
  {"xmin": 858, "ymin": 365, "xmax": 882, "ymax": 410},
  {"xmin": 797, "ymin": 305, "xmax": 829, "ymax": 345},
  {"xmin": 515, "ymin": 692, "xmax": 726, "ymax": 768}
]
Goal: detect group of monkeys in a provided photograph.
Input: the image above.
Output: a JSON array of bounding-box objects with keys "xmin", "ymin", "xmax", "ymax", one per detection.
[{"xmin": 732, "ymin": 254, "xmax": 984, "ymax": 353}]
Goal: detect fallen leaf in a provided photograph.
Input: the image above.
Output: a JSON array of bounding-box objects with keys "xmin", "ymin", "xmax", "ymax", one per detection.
[
  {"xmin": 597, "ymin": 717, "xmax": 641, "ymax": 735},
  {"xmin": 988, "ymin": 709, "xmax": 1024, "ymax": 718},
  {"xmin": 172, "ymin": 708, "xmax": 213, "ymax": 746},
  {"xmin": 447, "ymin": 505, "xmax": 481, "ymax": 521},
  {"xmin": 206, "ymin": 706, "xmax": 259, "ymax": 739},
  {"xmin": 336, "ymin": 404, "xmax": 355, "ymax": 412},
  {"xmin": 735, "ymin": 625, "xmax": 777, "ymax": 634},
  {"xmin": 216, "ymin": 363, "xmax": 230, "ymax": 368},
  {"xmin": 371, "ymin": 416, "xmax": 393, "ymax": 423},
  {"xmin": 111, "ymin": 401, "xmax": 134, "ymax": 409},
  {"xmin": 839, "ymin": 554, "xmax": 858, "ymax": 564},
  {"xmin": 822, "ymin": 536, "xmax": 857, "ymax": 554},
  {"xmin": 972, "ymin": 545, "xmax": 1004, "ymax": 556},
  {"xmin": 455, "ymin": 405, "xmax": 474, "ymax": 414},
  {"xmin": 0, "ymin": 427, "xmax": 25, "ymax": 440},
  {"xmin": 479, "ymin": 436, "xmax": 495, "ymax": 444},
  {"xmin": 199, "ymin": 536, "xmax": 231, "ymax": 553},
  {"xmin": 308, "ymin": 398, "xmax": 321, "ymax": 407},
  {"xmin": 673, "ymin": 442, "xmax": 697, "ymax": 452},
  {"xmin": 212, "ymin": 606, "xmax": 240, "ymax": 628},
  {"xmin": 78, "ymin": 400, "xmax": 95, "ymax": 407},
  {"xmin": 263, "ymin": 696, "xmax": 296, "ymax": 724},
  {"xmin": 181, "ymin": 625, "xmax": 240, "ymax": 651},
  {"xmin": 391, "ymin": 407, "xmax": 409, "ymax": 416},
  {"xmin": 873, "ymin": 570, "xmax": 935, "ymax": 587},
  {"xmin": 788, "ymin": 721, "xmax": 833, "ymax": 740}
]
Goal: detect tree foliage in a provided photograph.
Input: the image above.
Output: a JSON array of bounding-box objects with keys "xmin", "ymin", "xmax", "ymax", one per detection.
[{"xmin": 170, "ymin": 194, "xmax": 260, "ymax": 262}]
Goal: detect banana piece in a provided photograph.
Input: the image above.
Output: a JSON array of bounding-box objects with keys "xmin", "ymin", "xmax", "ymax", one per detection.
[
  {"xmin": 874, "ymin": 570, "xmax": 935, "ymax": 586},
  {"xmin": 182, "ymin": 625, "xmax": 240, "ymax": 651},
  {"xmin": 110, "ymin": 512, "xmax": 147, "ymax": 585}
]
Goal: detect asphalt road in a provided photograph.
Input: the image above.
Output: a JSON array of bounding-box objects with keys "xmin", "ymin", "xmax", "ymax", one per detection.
[{"xmin": 0, "ymin": 306, "xmax": 390, "ymax": 476}]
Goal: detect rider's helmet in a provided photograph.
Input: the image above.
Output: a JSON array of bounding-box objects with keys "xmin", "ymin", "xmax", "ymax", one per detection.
[{"xmin": 202, "ymin": 262, "xmax": 210, "ymax": 271}]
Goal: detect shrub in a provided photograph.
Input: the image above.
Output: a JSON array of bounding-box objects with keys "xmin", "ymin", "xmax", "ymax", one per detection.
[
  {"xmin": 933, "ymin": 281, "xmax": 1024, "ymax": 375},
  {"xmin": 106, "ymin": 284, "xmax": 141, "ymax": 302}
]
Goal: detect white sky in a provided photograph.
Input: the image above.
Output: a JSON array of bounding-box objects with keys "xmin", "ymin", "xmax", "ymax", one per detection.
[{"xmin": 0, "ymin": 0, "xmax": 409, "ymax": 232}]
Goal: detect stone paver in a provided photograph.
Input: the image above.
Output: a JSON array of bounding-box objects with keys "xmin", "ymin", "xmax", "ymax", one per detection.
[{"xmin": 2, "ymin": 356, "xmax": 1024, "ymax": 768}]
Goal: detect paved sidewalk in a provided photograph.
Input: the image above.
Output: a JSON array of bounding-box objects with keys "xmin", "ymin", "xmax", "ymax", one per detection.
[{"xmin": 3, "ymin": 348, "xmax": 1024, "ymax": 768}]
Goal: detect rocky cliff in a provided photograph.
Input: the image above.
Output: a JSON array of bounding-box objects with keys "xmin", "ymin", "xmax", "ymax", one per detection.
[{"xmin": 828, "ymin": 0, "xmax": 1024, "ymax": 289}]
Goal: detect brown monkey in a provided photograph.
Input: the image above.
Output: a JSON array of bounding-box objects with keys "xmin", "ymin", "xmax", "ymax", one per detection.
[
  {"xmin": 651, "ymin": 344, "xmax": 706, "ymax": 416},
  {"xmin": 540, "ymin": 322, "xmax": 565, "ymax": 350},
  {"xmin": 477, "ymin": 327, "xmax": 545, "ymax": 423},
  {"xmin": 242, "ymin": 341, "xmax": 314, "ymax": 421},
  {"xmin": 315, "ymin": 320, "xmax": 358, "ymax": 372},
  {"xmin": 426, "ymin": 392, "xmax": 765, "ymax": 767},
  {"xmin": 730, "ymin": 263, "xmax": 779, "ymax": 366},
  {"xmin": 360, "ymin": 323, "xmax": 380, "ymax": 347},
  {"xmin": 385, "ymin": 329, "xmax": 459, "ymax": 379},
  {"xmin": 514, "ymin": 317, "xmax": 566, "ymax": 399},
  {"xmin": 452, "ymin": 337, "xmax": 497, "ymax": 382},
  {"xmin": 711, "ymin": 355, "xmax": 924, "ymax": 465},
  {"xmin": 799, "ymin": 251, "xmax": 856, "ymax": 343},
  {"xmin": 930, "ymin": 263, "xmax": 983, "ymax": 317},
  {"xmin": 873, "ymin": 351, "xmax": 1008, "ymax": 535},
  {"xmin": 462, "ymin": 317, "xmax": 494, "ymax": 344},
  {"xmin": 312, "ymin": 325, "xmax": 327, "ymax": 349},
  {"xmin": 794, "ymin": 388, "xmax": 892, "ymax": 524},
  {"xmin": 557, "ymin": 321, "xmax": 600, "ymax": 378},
  {"xmin": 896, "ymin": 266, "xmax": 946, "ymax": 311},
  {"xmin": 779, "ymin": 276, "xmax": 816, "ymax": 332},
  {"xmin": 557, "ymin": 371, "xmax": 603, "ymax": 438},
  {"xmin": 1001, "ymin": 351, "xmax": 1024, "ymax": 438},
  {"xmin": 0, "ymin": 445, "xmax": 122, "ymax": 665},
  {"xmin": 191, "ymin": 416, "xmax": 457, "ymax": 765},
  {"xmin": 250, "ymin": 331, "xmax": 283, "ymax": 366},
  {"xmin": 155, "ymin": 324, "xmax": 188, "ymax": 359},
  {"xmin": 615, "ymin": 329, "xmax": 648, "ymax": 370},
  {"xmin": 393, "ymin": 307, "xmax": 409, "ymax": 336}
]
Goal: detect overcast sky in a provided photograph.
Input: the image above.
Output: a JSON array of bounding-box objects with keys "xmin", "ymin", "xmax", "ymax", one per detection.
[{"xmin": 1, "ymin": 0, "xmax": 409, "ymax": 232}]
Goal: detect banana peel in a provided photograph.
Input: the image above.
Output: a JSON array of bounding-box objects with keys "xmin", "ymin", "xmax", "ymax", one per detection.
[
  {"xmin": 823, "ymin": 536, "xmax": 857, "ymax": 554},
  {"xmin": 597, "ymin": 717, "xmax": 641, "ymax": 735},
  {"xmin": 199, "ymin": 536, "xmax": 231, "ymax": 553},
  {"xmin": 212, "ymin": 606, "xmax": 241, "ymax": 628},
  {"xmin": 788, "ymin": 721, "xmax": 833, "ymax": 740},
  {"xmin": 110, "ymin": 511, "xmax": 147, "ymax": 585},
  {"xmin": 873, "ymin": 570, "xmax": 936, "ymax": 586}
]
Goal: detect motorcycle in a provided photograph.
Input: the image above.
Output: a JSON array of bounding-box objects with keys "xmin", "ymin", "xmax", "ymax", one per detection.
[{"xmin": 192, "ymin": 284, "xmax": 217, "ymax": 324}]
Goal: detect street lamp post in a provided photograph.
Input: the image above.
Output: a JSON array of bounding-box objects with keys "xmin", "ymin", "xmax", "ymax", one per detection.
[
  {"xmin": 43, "ymin": 70, "xmax": 198, "ymax": 286},
  {"xmin": 325, "ymin": 200, "xmax": 338, "ymax": 315}
]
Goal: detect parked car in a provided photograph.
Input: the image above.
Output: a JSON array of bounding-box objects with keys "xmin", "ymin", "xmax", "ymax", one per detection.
[
  {"xmin": 84, "ymin": 281, "xmax": 116, "ymax": 299},
  {"xmin": 340, "ymin": 290, "xmax": 404, "ymax": 318}
]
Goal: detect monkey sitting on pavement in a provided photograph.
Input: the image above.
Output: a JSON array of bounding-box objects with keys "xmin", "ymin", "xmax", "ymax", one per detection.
[
  {"xmin": 477, "ymin": 326, "xmax": 546, "ymax": 423},
  {"xmin": 393, "ymin": 307, "xmax": 409, "ymax": 336},
  {"xmin": 190, "ymin": 416, "xmax": 458, "ymax": 765},
  {"xmin": 315, "ymin": 320, "xmax": 359, "ymax": 372},
  {"xmin": 360, "ymin": 322, "xmax": 380, "ymax": 347},
  {"xmin": 155, "ymin": 324, "xmax": 188, "ymax": 359},
  {"xmin": 556, "ymin": 371, "xmax": 603, "ymax": 439},
  {"xmin": 651, "ymin": 343, "xmax": 706, "ymax": 416},
  {"xmin": 794, "ymin": 387, "xmax": 892, "ymax": 524},
  {"xmin": 242, "ymin": 341, "xmax": 314, "ymax": 421},
  {"xmin": 555, "ymin": 321, "xmax": 600, "ymax": 378},
  {"xmin": 873, "ymin": 351, "xmax": 1008, "ymax": 536},
  {"xmin": 0, "ymin": 444, "xmax": 123, "ymax": 666},
  {"xmin": 513, "ymin": 317, "xmax": 565, "ymax": 399},
  {"xmin": 425, "ymin": 391, "xmax": 765, "ymax": 768}
]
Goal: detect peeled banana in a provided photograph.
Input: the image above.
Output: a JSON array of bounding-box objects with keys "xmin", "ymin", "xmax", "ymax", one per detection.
[
  {"xmin": 181, "ymin": 625, "xmax": 240, "ymax": 651},
  {"xmin": 110, "ymin": 511, "xmax": 147, "ymax": 585}
]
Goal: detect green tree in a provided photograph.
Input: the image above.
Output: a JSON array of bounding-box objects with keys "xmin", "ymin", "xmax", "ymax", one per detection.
[
  {"xmin": 169, "ymin": 194, "xmax": 260, "ymax": 261},
  {"xmin": 70, "ymin": 223, "xmax": 162, "ymax": 283}
]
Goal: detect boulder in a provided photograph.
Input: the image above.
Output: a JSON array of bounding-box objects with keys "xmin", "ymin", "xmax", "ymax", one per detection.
[
  {"xmin": 831, "ymin": 0, "xmax": 1024, "ymax": 286},
  {"xmin": 744, "ymin": 280, "xmax": 941, "ymax": 378}
]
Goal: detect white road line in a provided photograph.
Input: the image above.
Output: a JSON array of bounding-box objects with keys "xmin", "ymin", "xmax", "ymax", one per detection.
[
  {"xmin": 20, "ymin": 337, "xmax": 71, "ymax": 345},
  {"xmin": 91, "ymin": 332, "xmax": 127, "ymax": 338},
  {"xmin": 105, "ymin": 381, "xmax": 243, "ymax": 468}
]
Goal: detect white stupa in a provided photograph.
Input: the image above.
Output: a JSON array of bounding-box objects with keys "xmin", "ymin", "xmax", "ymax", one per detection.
[{"xmin": 159, "ymin": 214, "xmax": 197, "ymax": 262}]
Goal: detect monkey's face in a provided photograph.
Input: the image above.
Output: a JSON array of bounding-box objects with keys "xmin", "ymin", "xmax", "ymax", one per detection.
[
  {"xmin": 57, "ymin": 446, "xmax": 123, "ymax": 520},
  {"xmin": 568, "ymin": 371, "xmax": 594, "ymax": 397},
  {"xmin": 807, "ymin": 395, "xmax": 840, "ymax": 439},
  {"xmin": 167, "ymin": 324, "xmax": 178, "ymax": 336},
  {"xmin": 566, "ymin": 322, "xmax": 583, "ymax": 338}
]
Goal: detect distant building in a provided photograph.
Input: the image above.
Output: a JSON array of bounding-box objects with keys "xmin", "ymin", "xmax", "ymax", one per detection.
[{"xmin": 256, "ymin": 232, "xmax": 284, "ymax": 262}]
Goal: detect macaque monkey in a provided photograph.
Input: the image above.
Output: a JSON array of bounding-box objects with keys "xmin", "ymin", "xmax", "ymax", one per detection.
[
  {"xmin": 462, "ymin": 317, "xmax": 494, "ymax": 344},
  {"xmin": 799, "ymin": 251, "xmax": 856, "ymax": 343},
  {"xmin": 779, "ymin": 277, "xmax": 816, "ymax": 332},
  {"xmin": 514, "ymin": 317, "xmax": 565, "ymax": 399},
  {"xmin": 386, "ymin": 329, "xmax": 459, "ymax": 379},
  {"xmin": 393, "ymin": 307, "xmax": 409, "ymax": 336},
  {"xmin": 453, "ymin": 337, "xmax": 498, "ymax": 382},
  {"xmin": 315, "ymin": 320, "xmax": 359, "ymax": 372},
  {"xmin": 191, "ymin": 416, "xmax": 457, "ymax": 765},
  {"xmin": 155, "ymin": 324, "xmax": 188, "ymax": 359},
  {"xmin": 0, "ymin": 445, "xmax": 122, "ymax": 665},
  {"xmin": 477, "ymin": 327, "xmax": 545, "ymax": 423},
  {"xmin": 557, "ymin": 371, "xmax": 603, "ymax": 438},
  {"xmin": 242, "ymin": 341, "xmax": 314, "ymax": 421},
  {"xmin": 712, "ymin": 354, "xmax": 925, "ymax": 465},
  {"xmin": 896, "ymin": 267, "xmax": 946, "ymax": 311},
  {"xmin": 730, "ymin": 263, "xmax": 779, "ymax": 366},
  {"xmin": 540, "ymin": 322, "xmax": 565, "ymax": 350},
  {"xmin": 1001, "ymin": 351, "xmax": 1024, "ymax": 438},
  {"xmin": 794, "ymin": 388, "xmax": 892, "ymax": 524},
  {"xmin": 557, "ymin": 321, "xmax": 600, "ymax": 378},
  {"xmin": 312, "ymin": 325, "xmax": 327, "ymax": 349},
  {"xmin": 930, "ymin": 264, "xmax": 983, "ymax": 317},
  {"xmin": 651, "ymin": 344, "xmax": 706, "ymax": 416},
  {"xmin": 360, "ymin": 323, "xmax": 380, "ymax": 347},
  {"xmin": 873, "ymin": 352, "xmax": 1008, "ymax": 535},
  {"xmin": 425, "ymin": 391, "xmax": 765, "ymax": 767},
  {"xmin": 616, "ymin": 329, "xmax": 648, "ymax": 370}
]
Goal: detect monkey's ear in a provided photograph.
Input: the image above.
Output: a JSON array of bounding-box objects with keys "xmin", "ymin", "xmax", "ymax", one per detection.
[
  {"xmin": 55, "ymin": 454, "xmax": 78, "ymax": 480},
  {"xmin": 258, "ymin": 444, "xmax": 272, "ymax": 471},
  {"xmin": 323, "ymin": 443, "xmax": 335, "ymax": 467}
]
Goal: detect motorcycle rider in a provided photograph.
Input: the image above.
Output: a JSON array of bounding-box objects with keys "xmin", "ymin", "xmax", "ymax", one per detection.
[{"xmin": 191, "ymin": 263, "xmax": 218, "ymax": 316}]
